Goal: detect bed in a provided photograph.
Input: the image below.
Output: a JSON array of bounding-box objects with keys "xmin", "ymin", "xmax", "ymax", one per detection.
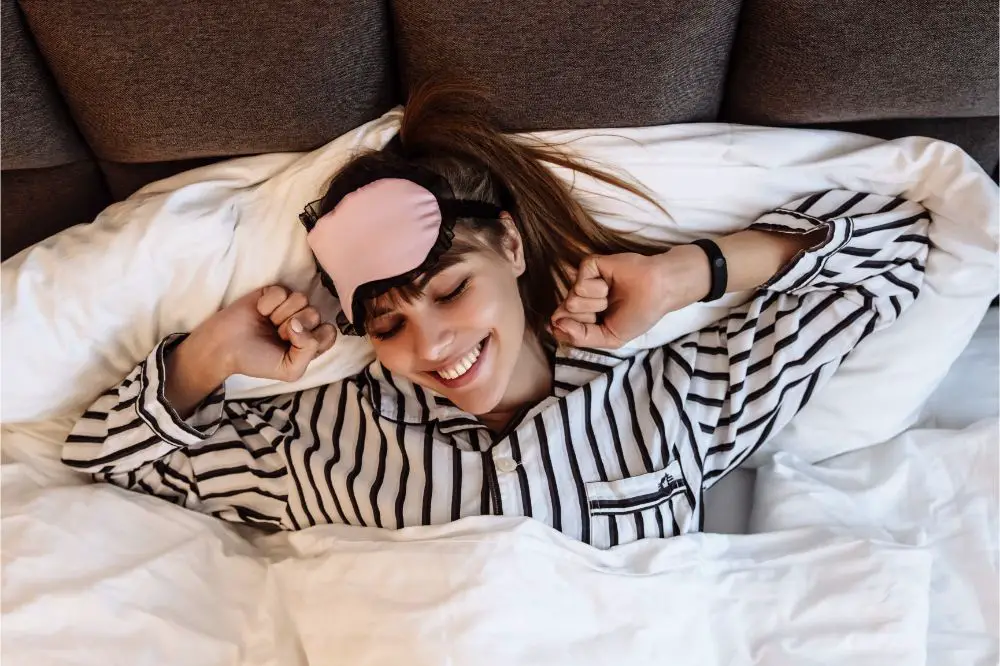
[
  {"xmin": 706, "ymin": 307, "xmax": 999, "ymax": 536},
  {"xmin": 3, "ymin": 2, "xmax": 998, "ymax": 663},
  {"xmin": 2, "ymin": 111, "xmax": 997, "ymax": 665}
]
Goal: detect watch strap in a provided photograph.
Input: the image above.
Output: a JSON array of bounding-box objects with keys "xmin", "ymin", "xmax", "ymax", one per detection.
[{"xmin": 691, "ymin": 239, "xmax": 728, "ymax": 303}]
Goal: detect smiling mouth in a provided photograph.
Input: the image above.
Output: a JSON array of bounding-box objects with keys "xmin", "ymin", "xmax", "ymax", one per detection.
[{"xmin": 435, "ymin": 338, "xmax": 486, "ymax": 381}]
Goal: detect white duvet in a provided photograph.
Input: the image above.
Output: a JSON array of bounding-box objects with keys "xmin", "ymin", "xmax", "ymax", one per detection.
[
  {"xmin": 3, "ymin": 421, "xmax": 995, "ymax": 666},
  {"xmin": 2, "ymin": 113, "xmax": 998, "ymax": 665}
]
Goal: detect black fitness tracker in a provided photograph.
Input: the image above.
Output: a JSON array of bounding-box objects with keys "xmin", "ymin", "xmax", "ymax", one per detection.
[{"xmin": 691, "ymin": 239, "xmax": 728, "ymax": 302}]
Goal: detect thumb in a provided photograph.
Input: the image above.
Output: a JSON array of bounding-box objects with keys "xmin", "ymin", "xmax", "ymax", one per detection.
[
  {"xmin": 552, "ymin": 317, "xmax": 620, "ymax": 349},
  {"xmin": 576, "ymin": 255, "xmax": 605, "ymax": 283},
  {"xmin": 284, "ymin": 318, "xmax": 320, "ymax": 378}
]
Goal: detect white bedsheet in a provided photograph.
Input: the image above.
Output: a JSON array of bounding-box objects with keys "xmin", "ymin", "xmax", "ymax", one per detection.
[
  {"xmin": 751, "ymin": 420, "xmax": 1000, "ymax": 666},
  {"xmin": 2, "ymin": 465, "xmax": 932, "ymax": 666},
  {"xmin": 4, "ymin": 422, "xmax": 995, "ymax": 665},
  {"xmin": 701, "ymin": 307, "xmax": 1000, "ymax": 539},
  {"xmin": 918, "ymin": 307, "xmax": 999, "ymax": 429}
]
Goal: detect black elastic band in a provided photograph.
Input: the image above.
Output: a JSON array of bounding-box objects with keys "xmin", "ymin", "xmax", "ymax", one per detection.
[
  {"xmin": 439, "ymin": 199, "xmax": 504, "ymax": 220},
  {"xmin": 691, "ymin": 239, "xmax": 728, "ymax": 302}
]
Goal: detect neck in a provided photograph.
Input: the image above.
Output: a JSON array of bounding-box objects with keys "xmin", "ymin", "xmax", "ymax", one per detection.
[{"xmin": 479, "ymin": 330, "xmax": 552, "ymax": 432}]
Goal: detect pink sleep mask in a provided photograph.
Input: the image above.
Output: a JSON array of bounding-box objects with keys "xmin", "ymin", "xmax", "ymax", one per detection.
[{"xmin": 299, "ymin": 168, "xmax": 503, "ymax": 335}]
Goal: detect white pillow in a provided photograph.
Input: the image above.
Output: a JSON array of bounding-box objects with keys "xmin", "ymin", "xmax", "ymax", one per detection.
[
  {"xmin": 750, "ymin": 420, "xmax": 1000, "ymax": 666},
  {"xmin": 2, "ymin": 110, "xmax": 997, "ymax": 466}
]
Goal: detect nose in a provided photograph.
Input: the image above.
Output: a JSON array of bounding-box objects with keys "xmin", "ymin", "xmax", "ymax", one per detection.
[{"xmin": 413, "ymin": 317, "xmax": 456, "ymax": 364}]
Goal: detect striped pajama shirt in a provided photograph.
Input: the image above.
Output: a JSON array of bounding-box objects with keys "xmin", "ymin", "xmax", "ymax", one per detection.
[{"xmin": 63, "ymin": 190, "xmax": 931, "ymax": 549}]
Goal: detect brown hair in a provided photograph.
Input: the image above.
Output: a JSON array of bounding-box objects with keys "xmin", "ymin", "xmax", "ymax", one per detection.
[{"xmin": 318, "ymin": 79, "xmax": 671, "ymax": 336}]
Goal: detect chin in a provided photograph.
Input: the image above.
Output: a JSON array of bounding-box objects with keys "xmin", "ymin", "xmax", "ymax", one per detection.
[
  {"xmin": 450, "ymin": 389, "xmax": 505, "ymax": 417},
  {"xmin": 424, "ymin": 331, "xmax": 515, "ymax": 415}
]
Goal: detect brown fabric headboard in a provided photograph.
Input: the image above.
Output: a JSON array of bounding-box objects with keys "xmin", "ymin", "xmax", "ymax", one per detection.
[{"xmin": 2, "ymin": 0, "xmax": 997, "ymax": 259}]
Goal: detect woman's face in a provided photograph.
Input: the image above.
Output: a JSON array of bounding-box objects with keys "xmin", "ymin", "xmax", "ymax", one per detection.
[{"xmin": 365, "ymin": 220, "xmax": 530, "ymax": 416}]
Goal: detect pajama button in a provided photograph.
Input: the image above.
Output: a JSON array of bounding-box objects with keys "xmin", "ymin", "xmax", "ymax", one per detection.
[{"xmin": 496, "ymin": 457, "xmax": 518, "ymax": 473}]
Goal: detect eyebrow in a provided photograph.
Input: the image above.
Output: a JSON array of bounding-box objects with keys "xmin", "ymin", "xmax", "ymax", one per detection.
[
  {"xmin": 366, "ymin": 258, "xmax": 464, "ymax": 320},
  {"xmin": 368, "ymin": 303, "xmax": 395, "ymax": 319}
]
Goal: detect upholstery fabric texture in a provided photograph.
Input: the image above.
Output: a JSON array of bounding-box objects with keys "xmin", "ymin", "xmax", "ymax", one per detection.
[
  {"xmin": 392, "ymin": 0, "xmax": 743, "ymax": 130},
  {"xmin": 1, "ymin": 161, "xmax": 111, "ymax": 260},
  {"xmin": 17, "ymin": 0, "xmax": 398, "ymax": 163},
  {"xmin": 723, "ymin": 0, "xmax": 999, "ymax": 124},
  {"xmin": 807, "ymin": 116, "xmax": 999, "ymax": 175},
  {"xmin": 100, "ymin": 157, "xmax": 229, "ymax": 201},
  {"xmin": 1, "ymin": 0, "xmax": 89, "ymax": 169},
  {"xmin": 2, "ymin": 0, "xmax": 997, "ymax": 258}
]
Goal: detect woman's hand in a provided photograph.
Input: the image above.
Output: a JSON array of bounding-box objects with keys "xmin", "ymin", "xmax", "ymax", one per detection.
[
  {"xmin": 551, "ymin": 246, "xmax": 710, "ymax": 349},
  {"xmin": 550, "ymin": 230, "xmax": 823, "ymax": 349},
  {"xmin": 165, "ymin": 286, "xmax": 337, "ymax": 417}
]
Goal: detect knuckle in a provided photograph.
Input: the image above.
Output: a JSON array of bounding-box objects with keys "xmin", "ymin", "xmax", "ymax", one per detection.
[
  {"xmin": 256, "ymin": 286, "xmax": 286, "ymax": 313},
  {"xmin": 281, "ymin": 294, "xmax": 306, "ymax": 313},
  {"xmin": 265, "ymin": 285, "xmax": 288, "ymax": 300},
  {"xmin": 301, "ymin": 306, "xmax": 320, "ymax": 324}
]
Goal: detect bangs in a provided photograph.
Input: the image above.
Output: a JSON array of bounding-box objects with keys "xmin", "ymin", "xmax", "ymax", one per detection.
[{"xmin": 359, "ymin": 234, "xmax": 488, "ymax": 326}]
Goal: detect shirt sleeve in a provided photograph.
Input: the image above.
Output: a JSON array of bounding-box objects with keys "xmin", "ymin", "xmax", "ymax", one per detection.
[
  {"xmin": 62, "ymin": 334, "xmax": 300, "ymax": 530},
  {"xmin": 661, "ymin": 190, "xmax": 931, "ymax": 489}
]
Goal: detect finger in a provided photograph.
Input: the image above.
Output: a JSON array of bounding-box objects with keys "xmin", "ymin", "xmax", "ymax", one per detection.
[
  {"xmin": 563, "ymin": 294, "xmax": 608, "ymax": 315},
  {"xmin": 573, "ymin": 277, "xmax": 609, "ymax": 299},
  {"xmin": 551, "ymin": 306, "xmax": 598, "ymax": 325},
  {"xmin": 552, "ymin": 317, "xmax": 621, "ymax": 349},
  {"xmin": 289, "ymin": 306, "xmax": 320, "ymax": 331},
  {"xmin": 284, "ymin": 325, "xmax": 321, "ymax": 377},
  {"xmin": 561, "ymin": 312, "xmax": 598, "ymax": 325},
  {"xmin": 277, "ymin": 308, "xmax": 319, "ymax": 342},
  {"xmin": 269, "ymin": 292, "xmax": 309, "ymax": 327},
  {"xmin": 576, "ymin": 255, "xmax": 604, "ymax": 282},
  {"xmin": 256, "ymin": 286, "xmax": 289, "ymax": 317},
  {"xmin": 563, "ymin": 265, "xmax": 579, "ymax": 285},
  {"xmin": 314, "ymin": 323, "xmax": 337, "ymax": 355}
]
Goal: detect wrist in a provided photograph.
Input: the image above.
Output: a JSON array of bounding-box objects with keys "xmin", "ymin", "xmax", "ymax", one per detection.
[
  {"xmin": 174, "ymin": 327, "xmax": 234, "ymax": 388},
  {"xmin": 652, "ymin": 244, "xmax": 712, "ymax": 311}
]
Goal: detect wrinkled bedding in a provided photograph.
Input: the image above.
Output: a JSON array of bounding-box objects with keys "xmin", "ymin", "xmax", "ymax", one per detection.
[
  {"xmin": 3, "ymin": 421, "xmax": 995, "ymax": 665},
  {"xmin": 2, "ymin": 116, "xmax": 998, "ymax": 665}
]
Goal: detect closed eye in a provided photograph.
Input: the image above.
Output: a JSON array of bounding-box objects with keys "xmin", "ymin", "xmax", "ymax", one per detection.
[
  {"xmin": 370, "ymin": 278, "xmax": 469, "ymax": 340},
  {"xmin": 438, "ymin": 278, "xmax": 470, "ymax": 304},
  {"xmin": 369, "ymin": 320, "xmax": 403, "ymax": 341}
]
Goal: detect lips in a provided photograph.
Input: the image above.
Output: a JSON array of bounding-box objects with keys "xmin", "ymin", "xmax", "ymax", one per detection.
[
  {"xmin": 430, "ymin": 335, "xmax": 491, "ymax": 390},
  {"xmin": 434, "ymin": 339, "xmax": 485, "ymax": 380}
]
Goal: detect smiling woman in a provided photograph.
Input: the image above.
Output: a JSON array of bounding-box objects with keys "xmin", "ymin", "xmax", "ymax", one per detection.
[
  {"xmin": 363, "ymin": 226, "xmax": 538, "ymax": 429},
  {"xmin": 298, "ymin": 82, "xmax": 680, "ymax": 427},
  {"xmin": 61, "ymin": 79, "xmax": 932, "ymax": 549}
]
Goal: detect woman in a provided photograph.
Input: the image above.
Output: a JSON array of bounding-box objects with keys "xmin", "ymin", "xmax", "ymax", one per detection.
[{"xmin": 63, "ymin": 82, "xmax": 930, "ymax": 549}]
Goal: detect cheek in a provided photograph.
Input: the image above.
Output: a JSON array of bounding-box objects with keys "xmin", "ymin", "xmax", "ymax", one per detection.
[
  {"xmin": 464, "ymin": 280, "xmax": 524, "ymax": 333},
  {"xmin": 370, "ymin": 340, "xmax": 407, "ymax": 374},
  {"xmin": 371, "ymin": 277, "xmax": 525, "ymax": 376}
]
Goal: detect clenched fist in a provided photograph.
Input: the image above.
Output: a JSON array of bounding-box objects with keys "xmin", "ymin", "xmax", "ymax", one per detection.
[
  {"xmin": 193, "ymin": 286, "xmax": 337, "ymax": 382},
  {"xmin": 550, "ymin": 246, "xmax": 710, "ymax": 349},
  {"xmin": 165, "ymin": 286, "xmax": 337, "ymax": 417}
]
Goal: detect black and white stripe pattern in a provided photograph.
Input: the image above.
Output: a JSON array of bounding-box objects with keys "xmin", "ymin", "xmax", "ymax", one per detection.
[{"xmin": 63, "ymin": 190, "xmax": 931, "ymax": 549}]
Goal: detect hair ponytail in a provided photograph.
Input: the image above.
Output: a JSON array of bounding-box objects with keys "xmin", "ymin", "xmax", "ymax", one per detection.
[{"xmin": 322, "ymin": 78, "xmax": 671, "ymax": 335}]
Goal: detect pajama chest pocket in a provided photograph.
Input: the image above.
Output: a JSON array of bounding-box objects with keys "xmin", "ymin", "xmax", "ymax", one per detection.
[{"xmin": 585, "ymin": 460, "xmax": 692, "ymax": 548}]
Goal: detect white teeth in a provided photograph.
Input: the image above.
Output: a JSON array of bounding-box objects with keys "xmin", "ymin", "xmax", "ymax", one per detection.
[{"xmin": 436, "ymin": 341, "xmax": 484, "ymax": 380}]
